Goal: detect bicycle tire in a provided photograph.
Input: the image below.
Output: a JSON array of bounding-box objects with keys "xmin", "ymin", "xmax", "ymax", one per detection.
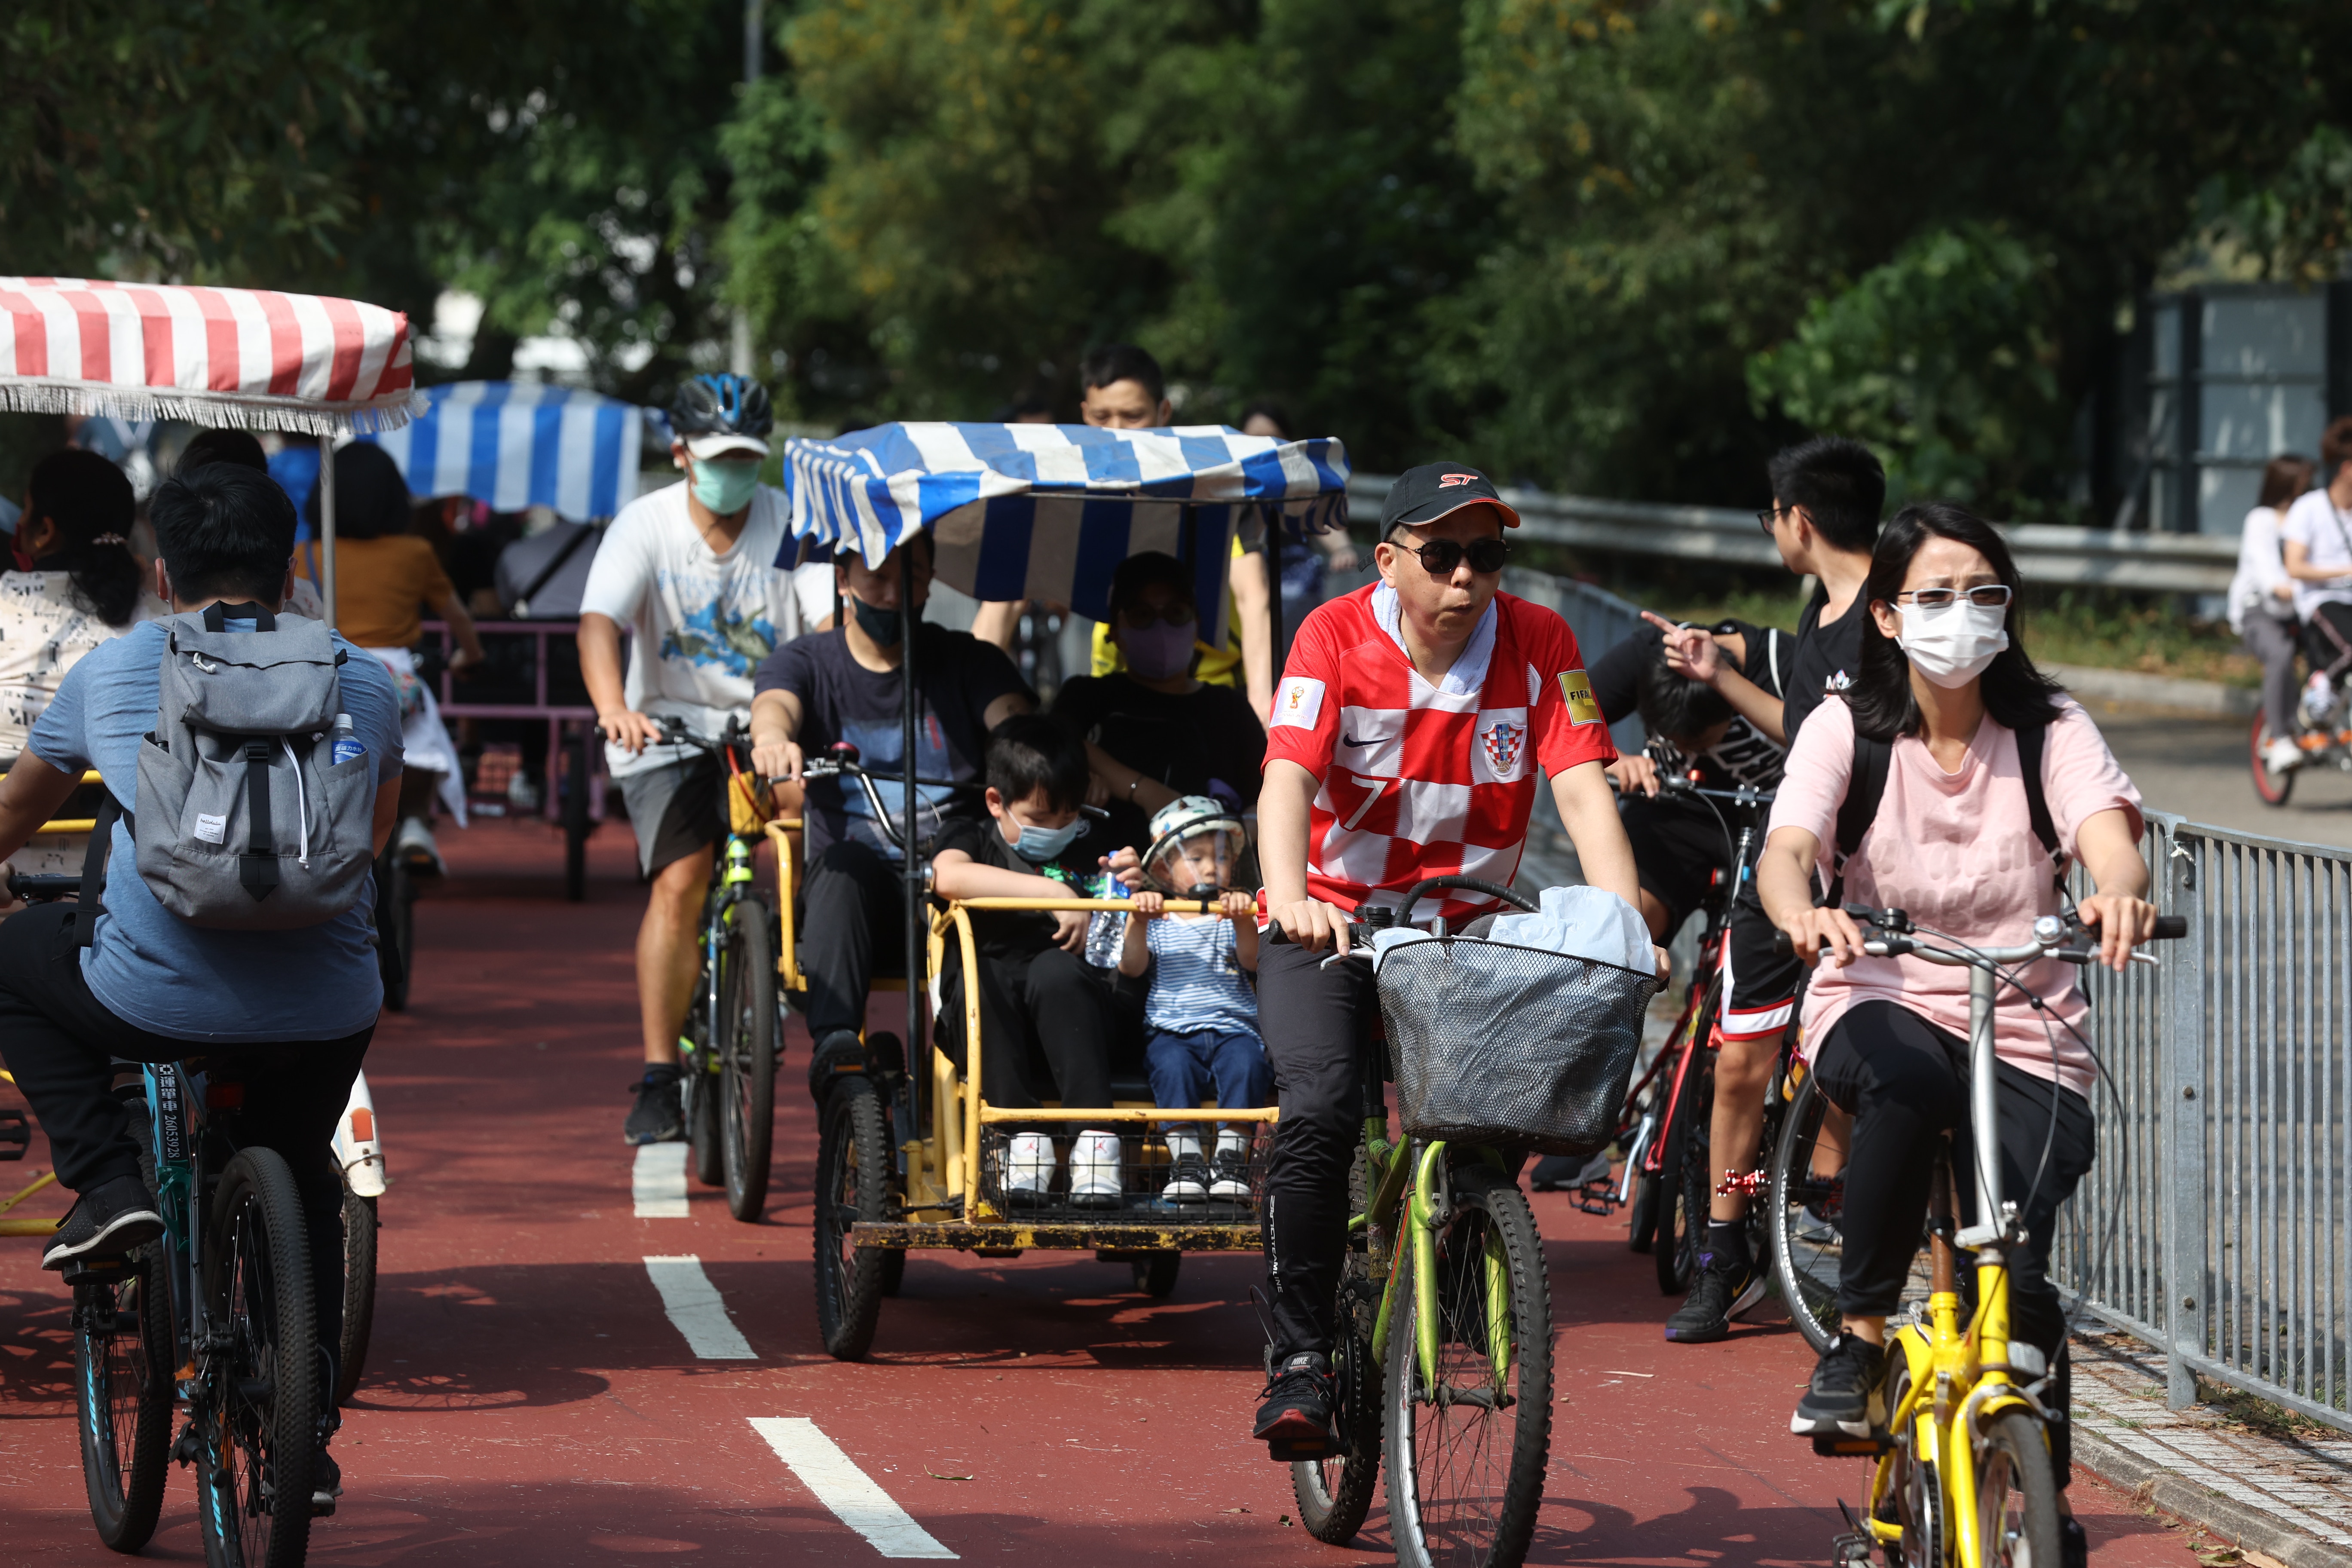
[
  {"xmin": 1768, "ymin": 1070, "xmax": 1843, "ymax": 1354},
  {"xmin": 1978, "ymin": 1408, "xmax": 2062, "ymax": 1565},
  {"xmin": 75, "ymin": 1242, "xmax": 172, "ymax": 1553},
  {"xmin": 720, "ymin": 893, "xmax": 779, "ymax": 1222},
  {"xmin": 1293, "ymin": 1219, "xmax": 1382, "ymax": 1545},
  {"xmin": 197, "ymin": 1148, "xmax": 317, "ymax": 1568},
  {"xmin": 2250, "ymin": 713, "xmax": 2297, "ymax": 807},
  {"xmin": 1386, "ymin": 1165, "xmax": 1553, "ymax": 1568},
  {"xmin": 813, "ymin": 1079, "xmax": 891, "ymax": 1360},
  {"xmin": 1624, "ymin": 1106, "xmax": 1661, "ymax": 1254},
  {"xmin": 1654, "ymin": 1051, "xmax": 1714, "ymax": 1296},
  {"xmin": 335, "ymin": 1187, "xmax": 377, "ymax": 1407}
]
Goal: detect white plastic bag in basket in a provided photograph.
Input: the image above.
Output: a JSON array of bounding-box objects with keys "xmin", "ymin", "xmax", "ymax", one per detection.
[{"xmin": 1485, "ymin": 885, "xmax": 1654, "ymax": 974}]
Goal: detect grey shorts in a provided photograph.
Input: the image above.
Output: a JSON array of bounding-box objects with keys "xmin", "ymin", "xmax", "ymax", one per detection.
[{"xmin": 615, "ymin": 754, "xmax": 723, "ymax": 877}]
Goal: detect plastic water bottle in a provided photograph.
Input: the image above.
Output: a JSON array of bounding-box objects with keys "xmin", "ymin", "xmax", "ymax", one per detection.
[{"xmin": 330, "ymin": 714, "xmax": 364, "ymax": 767}]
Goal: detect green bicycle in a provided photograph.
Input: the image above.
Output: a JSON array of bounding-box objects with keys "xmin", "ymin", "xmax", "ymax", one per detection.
[
  {"xmin": 648, "ymin": 717, "xmax": 781, "ymax": 1224},
  {"xmin": 1293, "ymin": 874, "xmax": 1645, "ymax": 1568}
]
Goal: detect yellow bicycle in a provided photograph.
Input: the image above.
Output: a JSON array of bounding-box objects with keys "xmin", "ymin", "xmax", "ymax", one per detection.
[{"xmin": 1801, "ymin": 904, "xmax": 2184, "ymax": 1567}]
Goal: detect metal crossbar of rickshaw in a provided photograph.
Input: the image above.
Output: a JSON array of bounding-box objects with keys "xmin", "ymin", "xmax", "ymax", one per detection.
[{"xmin": 772, "ymin": 423, "xmax": 1347, "ymax": 1353}]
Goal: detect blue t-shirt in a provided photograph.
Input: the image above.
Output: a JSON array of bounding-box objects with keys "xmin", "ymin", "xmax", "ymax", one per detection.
[
  {"xmin": 1144, "ymin": 916, "xmax": 1259, "ymax": 1038},
  {"xmin": 28, "ymin": 619, "xmax": 404, "ymax": 1043}
]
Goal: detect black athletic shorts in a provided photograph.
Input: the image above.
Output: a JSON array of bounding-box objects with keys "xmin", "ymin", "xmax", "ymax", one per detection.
[
  {"xmin": 615, "ymin": 753, "xmax": 724, "ymax": 877},
  {"xmin": 1620, "ymin": 794, "xmax": 1727, "ymax": 938}
]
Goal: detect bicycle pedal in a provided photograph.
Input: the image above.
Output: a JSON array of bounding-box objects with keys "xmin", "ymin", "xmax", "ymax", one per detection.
[
  {"xmin": 1265, "ymin": 1436, "xmax": 1332, "ymax": 1462},
  {"xmin": 1811, "ymin": 1434, "xmax": 1891, "ymax": 1458},
  {"xmin": 1829, "ymin": 1530, "xmax": 1874, "ymax": 1566},
  {"xmin": 0, "ymin": 1107, "xmax": 28, "ymax": 1159},
  {"xmin": 59, "ymin": 1256, "xmax": 133, "ymax": 1287}
]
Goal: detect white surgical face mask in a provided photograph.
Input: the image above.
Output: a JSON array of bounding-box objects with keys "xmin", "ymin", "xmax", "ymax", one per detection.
[{"xmin": 1895, "ymin": 598, "xmax": 2010, "ymax": 688}]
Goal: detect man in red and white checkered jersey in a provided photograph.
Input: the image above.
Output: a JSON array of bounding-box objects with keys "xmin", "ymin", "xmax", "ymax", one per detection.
[{"xmin": 1249, "ymin": 462, "xmax": 1663, "ymax": 1459}]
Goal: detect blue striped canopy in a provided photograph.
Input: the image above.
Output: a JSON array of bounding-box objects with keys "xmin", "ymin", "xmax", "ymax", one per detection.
[
  {"xmin": 779, "ymin": 422, "xmax": 1350, "ymax": 632},
  {"xmin": 361, "ymin": 380, "xmax": 643, "ymax": 521}
]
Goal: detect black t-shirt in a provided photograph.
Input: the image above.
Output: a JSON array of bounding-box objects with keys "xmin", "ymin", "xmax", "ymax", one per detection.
[
  {"xmin": 929, "ymin": 813, "xmax": 1069, "ymax": 959},
  {"xmin": 1591, "ymin": 618, "xmax": 1793, "ymax": 791},
  {"xmin": 1050, "ymin": 673, "xmax": 1267, "ymax": 858},
  {"xmin": 1786, "ymin": 586, "xmax": 1871, "ymax": 746},
  {"xmin": 752, "ymin": 623, "xmax": 1032, "ymax": 861}
]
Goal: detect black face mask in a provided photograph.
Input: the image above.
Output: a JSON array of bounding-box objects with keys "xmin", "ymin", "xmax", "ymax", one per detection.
[{"xmin": 850, "ymin": 595, "xmax": 904, "ymax": 648}]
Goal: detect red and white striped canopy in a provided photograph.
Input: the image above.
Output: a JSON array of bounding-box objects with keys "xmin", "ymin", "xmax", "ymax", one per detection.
[{"xmin": 0, "ymin": 277, "xmax": 420, "ymax": 435}]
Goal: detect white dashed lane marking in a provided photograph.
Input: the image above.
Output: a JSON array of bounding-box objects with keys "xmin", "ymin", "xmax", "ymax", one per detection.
[
  {"xmin": 632, "ymin": 1142, "xmax": 687, "ymax": 1217},
  {"xmin": 642, "ymin": 1255, "xmax": 756, "ymax": 1359},
  {"xmin": 748, "ymin": 1417, "xmax": 958, "ymax": 1559}
]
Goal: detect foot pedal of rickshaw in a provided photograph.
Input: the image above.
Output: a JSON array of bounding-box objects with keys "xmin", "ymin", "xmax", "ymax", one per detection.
[
  {"xmin": 1810, "ymin": 1433, "xmax": 1892, "ymax": 1458},
  {"xmin": 0, "ymin": 1107, "xmax": 28, "ymax": 1160}
]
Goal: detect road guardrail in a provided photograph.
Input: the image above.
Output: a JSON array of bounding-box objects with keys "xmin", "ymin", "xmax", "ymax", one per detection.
[{"xmin": 1350, "ymin": 475, "xmax": 2239, "ymax": 595}]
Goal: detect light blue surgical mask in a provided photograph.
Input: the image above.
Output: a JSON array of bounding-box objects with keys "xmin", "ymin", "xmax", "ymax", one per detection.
[
  {"xmin": 689, "ymin": 457, "xmax": 760, "ymax": 517},
  {"xmin": 1011, "ymin": 816, "xmax": 1084, "ymax": 864}
]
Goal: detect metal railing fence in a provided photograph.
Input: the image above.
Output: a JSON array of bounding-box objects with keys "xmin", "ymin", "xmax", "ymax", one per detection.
[{"xmin": 2055, "ymin": 813, "xmax": 2352, "ymax": 1432}]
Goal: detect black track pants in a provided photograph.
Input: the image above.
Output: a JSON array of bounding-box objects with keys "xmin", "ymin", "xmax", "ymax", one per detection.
[
  {"xmin": 1811, "ymin": 998, "xmax": 2094, "ymax": 1480},
  {"xmin": 1256, "ymin": 935, "xmax": 1378, "ymax": 1361},
  {"xmin": 0, "ymin": 903, "xmax": 371, "ymax": 1372},
  {"xmin": 799, "ymin": 839, "xmax": 910, "ymax": 1040}
]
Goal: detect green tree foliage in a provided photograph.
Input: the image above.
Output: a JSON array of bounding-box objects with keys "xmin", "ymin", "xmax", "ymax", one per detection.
[{"xmin": 1749, "ymin": 224, "xmax": 2064, "ymax": 511}]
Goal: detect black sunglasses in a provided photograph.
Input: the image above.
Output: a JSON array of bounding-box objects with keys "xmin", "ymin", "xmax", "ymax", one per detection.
[{"xmin": 1394, "ymin": 536, "xmax": 1510, "ymax": 575}]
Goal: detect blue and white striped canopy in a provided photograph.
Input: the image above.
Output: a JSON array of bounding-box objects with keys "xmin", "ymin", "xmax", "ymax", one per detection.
[
  {"xmin": 779, "ymin": 422, "xmax": 1350, "ymax": 630},
  {"xmin": 361, "ymin": 380, "xmax": 643, "ymax": 521}
]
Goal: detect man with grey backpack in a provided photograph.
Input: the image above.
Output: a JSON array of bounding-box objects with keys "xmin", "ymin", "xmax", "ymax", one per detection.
[{"xmin": 0, "ymin": 463, "xmax": 404, "ymax": 1513}]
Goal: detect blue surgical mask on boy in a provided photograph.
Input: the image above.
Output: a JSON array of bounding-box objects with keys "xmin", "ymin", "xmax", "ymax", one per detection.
[
  {"xmin": 1012, "ymin": 817, "xmax": 1084, "ymax": 864},
  {"xmin": 689, "ymin": 456, "xmax": 760, "ymax": 517}
]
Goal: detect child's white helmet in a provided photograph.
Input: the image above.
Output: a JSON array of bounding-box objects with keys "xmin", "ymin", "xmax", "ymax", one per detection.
[{"xmin": 1142, "ymin": 795, "xmax": 1252, "ymax": 897}]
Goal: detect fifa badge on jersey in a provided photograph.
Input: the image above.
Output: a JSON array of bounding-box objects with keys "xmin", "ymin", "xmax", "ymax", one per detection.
[
  {"xmin": 1273, "ymin": 675, "xmax": 1326, "ymax": 730},
  {"xmin": 1557, "ymin": 668, "xmax": 1603, "ymax": 726},
  {"xmin": 1481, "ymin": 720, "xmax": 1527, "ymax": 779}
]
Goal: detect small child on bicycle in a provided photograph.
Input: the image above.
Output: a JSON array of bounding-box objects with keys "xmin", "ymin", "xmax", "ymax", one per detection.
[{"xmin": 1117, "ymin": 796, "xmax": 1268, "ymax": 1203}]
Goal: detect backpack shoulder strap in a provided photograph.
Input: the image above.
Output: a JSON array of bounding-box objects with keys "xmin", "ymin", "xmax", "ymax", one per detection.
[
  {"xmin": 75, "ymin": 792, "xmax": 122, "ymax": 949},
  {"xmin": 1825, "ymin": 732, "xmax": 1890, "ymax": 907},
  {"xmin": 514, "ymin": 524, "xmax": 596, "ymax": 615},
  {"xmin": 2015, "ymin": 719, "xmax": 2065, "ymax": 884}
]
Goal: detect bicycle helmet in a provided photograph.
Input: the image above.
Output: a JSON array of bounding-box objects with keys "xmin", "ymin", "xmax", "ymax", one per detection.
[
  {"xmin": 668, "ymin": 373, "xmax": 775, "ymax": 460},
  {"xmin": 1141, "ymin": 795, "xmax": 1254, "ymax": 898}
]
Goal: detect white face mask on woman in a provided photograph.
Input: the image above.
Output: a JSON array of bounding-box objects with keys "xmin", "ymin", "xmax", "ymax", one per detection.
[{"xmin": 1895, "ymin": 599, "xmax": 2010, "ymax": 688}]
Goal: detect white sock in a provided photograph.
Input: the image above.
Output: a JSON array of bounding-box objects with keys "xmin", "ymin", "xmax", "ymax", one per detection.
[
  {"xmin": 1216, "ymin": 1127, "xmax": 1250, "ymax": 1161},
  {"xmin": 1166, "ymin": 1128, "xmax": 1202, "ymax": 1164}
]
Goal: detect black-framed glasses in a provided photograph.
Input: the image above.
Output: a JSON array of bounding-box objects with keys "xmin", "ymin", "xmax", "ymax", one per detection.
[
  {"xmin": 1897, "ymin": 585, "xmax": 2012, "ymax": 610},
  {"xmin": 1756, "ymin": 504, "xmax": 1783, "ymax": 536},
  {"xmin": 1397, "ymin": 536, "xmax": 1511, "ymax": 575},
  {"xmin": 1116, "ymin": 601, "xmax": 1198, "ymax": 630}
]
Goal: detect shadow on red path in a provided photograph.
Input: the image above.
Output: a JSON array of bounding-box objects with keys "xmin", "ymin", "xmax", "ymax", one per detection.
[{"xmin": 0, "ymin": 819, "xmax": 2199, "ymax": 1564}]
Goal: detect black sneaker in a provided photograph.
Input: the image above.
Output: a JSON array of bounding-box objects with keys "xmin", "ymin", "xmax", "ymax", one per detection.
[
  {"xmin": 1790, "ymin": 1335, "xmax": 1887, "ymax": 1439},
  {"xmin": 1663, "ymin": 1250, "xmax": 1765, "ymax": 1344},
  {"xmin": 1253, "ymin": 1351, "xmax": 1335, "ymax": 1457},
  {"xmin": 42, "ymin": 1174, "xmax": 164, "ymax": 1271},
  {"xmin": 807, "ymin": 1030, "xmax": 868, "ymax": 1101},
  {"xmin": 2059, "ymin": 1515, "xmax": 2087, "ymax": 1568},
  {"xmin": 1208, "ymin": 1146, "xmax": 1251, "ymax": 1202},
  {"xmin": 622, "ymin": 1069, "xmax": 684, "ymax": 1145},
  {"xmin": 312, "ymin": 1449, "xmax": 343, "ymax": 1516},
  {"xmin": 1160, "ymin": 1153, "xmax": 1209, "ymax": 1203}
]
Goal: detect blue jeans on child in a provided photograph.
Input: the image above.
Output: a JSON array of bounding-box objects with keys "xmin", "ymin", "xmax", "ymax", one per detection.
[{"xmin": 1147, "ymin": 1027, "xmax": 1272, "ymax": 1113}]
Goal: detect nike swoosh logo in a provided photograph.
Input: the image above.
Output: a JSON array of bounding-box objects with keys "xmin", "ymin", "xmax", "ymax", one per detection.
[{"xmin": 1342, "ymin": 733, "xmax": 1382, "ymax": 748}]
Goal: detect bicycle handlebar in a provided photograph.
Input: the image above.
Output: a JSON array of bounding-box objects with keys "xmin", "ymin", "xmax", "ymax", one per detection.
[
  {"xmin": 1768, "ymin": 905, "xmax": 2187, "ymax": 965},
  {"xmin": 5, "ymin": 869, "xmax": 82, "ymax": 901},
  {"xmin": 1609, "ymin": 769, "xmax": 1777, "ymax": 806}
]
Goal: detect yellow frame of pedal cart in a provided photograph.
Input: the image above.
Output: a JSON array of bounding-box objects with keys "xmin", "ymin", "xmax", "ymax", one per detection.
[{"xmin": 769, "ymin": 823, "xmax": 1279, "ymax": 1253}]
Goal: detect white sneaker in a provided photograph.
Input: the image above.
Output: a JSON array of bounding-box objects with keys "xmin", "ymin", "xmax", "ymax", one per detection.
[
  {"xmin": 1004, "ymin": 1133, "xmax": 1054, "ymax": 1207},
  {"xmin": 1069, "ymin": 1131, "xmax": 1124, "ymax": 1209},
  {"xmin": 395, "ymin": 816, "xmax": 445, "ymax": 876},
  {"xmin": 1209, "ymin": 1130, "xmax": 1254, "ymax": 1201},
  {"xmin": 2265, "ymin": 735, "xmax": 2305, "ymax": 773},
  {"xmin": 2303, "ymin": 675, "xmax": 2336, "ymax": 723}
]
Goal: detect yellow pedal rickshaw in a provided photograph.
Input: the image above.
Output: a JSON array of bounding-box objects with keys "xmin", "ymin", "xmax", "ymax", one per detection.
[{"xmin": 766, "ymin": 420, "xmax": 1350, "ymax": 1360}]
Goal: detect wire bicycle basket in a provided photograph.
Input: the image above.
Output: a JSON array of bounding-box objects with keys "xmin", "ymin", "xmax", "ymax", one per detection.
[{"xmin": 1378, "ymin": 934, "xmax": 1660, "ymax": 1156}]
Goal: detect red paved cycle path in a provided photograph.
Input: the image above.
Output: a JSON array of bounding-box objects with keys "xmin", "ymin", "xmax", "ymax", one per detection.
[{"xmin": 0, "ymin": 821, "xmax": 2200, "ymax": 1565}]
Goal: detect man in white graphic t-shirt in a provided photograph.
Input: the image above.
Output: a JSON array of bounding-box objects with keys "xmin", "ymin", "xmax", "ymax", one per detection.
[
  {"xmin": 580, "ymin": 374, "xmax": 833, "ymax": 1145},
  {"xmin": 2282, "ymin": 416, "xmax": 2352, "ymax": 725}
]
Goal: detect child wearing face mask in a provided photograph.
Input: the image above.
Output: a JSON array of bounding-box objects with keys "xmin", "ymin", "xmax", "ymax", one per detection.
[
  {"xmin": 930, "ymin": 714, "xmax": 1126, "ymax": 1207},
  {"xmin": 1116, "ymin": 797, "xmax": 1269, "ymax": 1204}
]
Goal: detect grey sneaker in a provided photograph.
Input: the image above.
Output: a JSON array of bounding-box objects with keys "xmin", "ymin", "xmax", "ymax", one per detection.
[{"xmin": 1791, "ymin": 1335, "xmax": 1887, "ymax": 1439}]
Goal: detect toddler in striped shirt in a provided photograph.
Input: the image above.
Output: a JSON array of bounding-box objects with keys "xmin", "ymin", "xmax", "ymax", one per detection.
[{"xmin": 1118, "ymin": 796, "xmax": 1269, "ymax": 1203}]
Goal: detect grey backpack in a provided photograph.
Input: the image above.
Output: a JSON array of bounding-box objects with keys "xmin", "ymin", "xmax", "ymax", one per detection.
[{"xmin": 118, "ymin": 603, "xmax": 378, "ymax": 931}]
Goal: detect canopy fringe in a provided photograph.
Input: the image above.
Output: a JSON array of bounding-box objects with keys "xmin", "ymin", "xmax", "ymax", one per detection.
[{"xmin": 0, "ymin": 378, "xmax": 423, "ymax": 436}]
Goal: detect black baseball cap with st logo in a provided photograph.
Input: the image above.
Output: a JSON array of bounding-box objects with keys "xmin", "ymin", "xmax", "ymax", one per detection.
[{"xmin": 1378, "ymin": 462, "xmax": 1523, "ymax": 540}]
